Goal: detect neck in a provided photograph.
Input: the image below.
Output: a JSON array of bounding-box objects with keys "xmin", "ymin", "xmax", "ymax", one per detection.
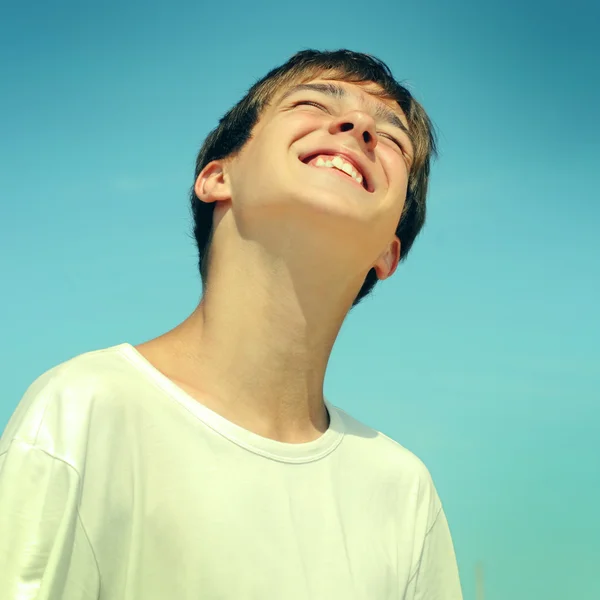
[{"xmin": 138, "ymin": 239, "xmax": 365, "ymax": 443}]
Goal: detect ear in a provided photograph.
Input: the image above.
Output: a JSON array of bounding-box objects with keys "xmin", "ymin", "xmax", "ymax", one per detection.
[
  {"xmin": 373, "ymin": 236, "xmax": 401, "ymax": 280},
  {"xmin": 194, "ymin": 160, "xmax": 232, "ymax": 204}
]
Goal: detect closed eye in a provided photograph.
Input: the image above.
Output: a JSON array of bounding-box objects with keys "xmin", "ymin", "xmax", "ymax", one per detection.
[
  {"xmin": 378, "ymin": 131, "xmax": 403, "ymax": 150},
  {"xmin": 294, "ymin": 100, "xmax": 329, "ymax": 111},
  {"xmin": 378, "ymin": 132, "xmax": 414, "ymax": 167}
]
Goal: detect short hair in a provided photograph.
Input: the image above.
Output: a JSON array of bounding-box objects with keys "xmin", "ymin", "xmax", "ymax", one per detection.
[{"xmin": 190, "ymin": 49, "xmax": 437, "ymax": 307}]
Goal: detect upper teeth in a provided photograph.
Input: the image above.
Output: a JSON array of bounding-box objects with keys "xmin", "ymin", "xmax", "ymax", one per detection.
[{"xmin": 314, "ymin": 155, "xmax": 364, "ymax": 186}]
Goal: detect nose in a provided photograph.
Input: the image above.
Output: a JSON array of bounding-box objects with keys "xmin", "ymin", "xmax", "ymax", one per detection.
[{"xmin": 329, "ymin": 110, "xmax": 378, "ymax": 153}]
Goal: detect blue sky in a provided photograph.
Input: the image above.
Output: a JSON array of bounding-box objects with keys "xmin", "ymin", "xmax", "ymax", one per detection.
[{"xmin": 1, "ymin": 1, "xmax": 599, "ymax": 598}]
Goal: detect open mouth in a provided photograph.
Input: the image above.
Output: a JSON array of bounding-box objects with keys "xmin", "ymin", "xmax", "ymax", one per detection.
[{"xmin": 301, "ymin": 154, "xmax": 370, "ymax": 191}]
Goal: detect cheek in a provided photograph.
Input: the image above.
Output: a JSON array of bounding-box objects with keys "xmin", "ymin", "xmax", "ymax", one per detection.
[
  {"xmin": 233, "ymin": 144, "xmax": 273, "ymax": 183},
  {"xmin": 381, "ymin": 151, "xmax": 409, "ymax": 192},
  {"xmin": 380, "ymin": 155, "xmax": 410, "ymax": 224},
  {"xmin": 231, "ymin": 150, "xmax": 288, "ymax": 201},
  {"xmin": 288, "ymin": 115, "xmax": 327, "ymax": 144}
]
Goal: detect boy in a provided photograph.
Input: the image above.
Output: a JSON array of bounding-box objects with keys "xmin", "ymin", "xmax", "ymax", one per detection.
[{"xmin": 0, "ymin": 49, "xmax": 463, "ymax": 599}]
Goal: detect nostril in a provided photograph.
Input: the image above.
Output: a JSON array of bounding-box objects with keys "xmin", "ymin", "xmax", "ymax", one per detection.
[{"xmin": 340, "ymin": 123, "xmax": 353, "ymax": 132}]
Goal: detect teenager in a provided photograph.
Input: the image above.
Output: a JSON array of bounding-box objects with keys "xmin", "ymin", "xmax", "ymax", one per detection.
[{"xmin": 0, "ymin": 49, "xmax": 463, "ymax": 599}]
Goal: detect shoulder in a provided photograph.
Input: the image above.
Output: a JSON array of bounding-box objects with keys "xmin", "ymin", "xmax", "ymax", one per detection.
[
  {"xmin": 0, "ymin": 344, "xmax": 138, "ymax": 464},
  {"xmin": 331, "ymin": 404, "xmax": 441, "ymax": 516}
]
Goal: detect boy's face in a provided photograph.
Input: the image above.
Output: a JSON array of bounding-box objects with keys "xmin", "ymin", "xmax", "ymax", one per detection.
[{"xmin": 199, "ymin": 78, "xmax": 415, "ymax": 275}]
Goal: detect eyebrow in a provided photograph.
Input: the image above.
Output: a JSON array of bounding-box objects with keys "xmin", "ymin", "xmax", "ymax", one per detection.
[{"xmin": 279, "ymin": 82, "xmax": 414, "ymax": 147}]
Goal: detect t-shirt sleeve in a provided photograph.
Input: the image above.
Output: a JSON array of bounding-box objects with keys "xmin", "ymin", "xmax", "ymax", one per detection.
[
  {"xmin": 0, "ymin": 438, "xmax": 100, "ymax": 600},
  {"xmin": 406, "ymin": 507, "xmax": 463, "ymax": 600}
]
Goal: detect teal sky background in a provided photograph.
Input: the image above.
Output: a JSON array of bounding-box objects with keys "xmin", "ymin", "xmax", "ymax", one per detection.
[{"xmin": 1, "ymin": 1, "xmax": 599, "ymax": 598}]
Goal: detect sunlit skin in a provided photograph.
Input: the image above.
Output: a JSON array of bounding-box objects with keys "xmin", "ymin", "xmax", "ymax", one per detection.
[{"xmin": 136, "ymin": 79, "xmax": 415, "ymax": 443}]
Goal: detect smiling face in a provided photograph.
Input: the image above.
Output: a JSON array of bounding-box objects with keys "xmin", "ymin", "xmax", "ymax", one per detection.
[
  {"xmin": 283, "ymin": 81, "xmax": 415, "ymax": 193},
  {"xmin": 196, "ymin": 78, "xmax": 416, "ymax": 278}
]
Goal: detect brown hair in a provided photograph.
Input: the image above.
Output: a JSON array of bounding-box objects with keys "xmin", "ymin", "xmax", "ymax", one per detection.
[{"xmin": 190, "ymin": 49, "xmax": 437, "ymax": 307}]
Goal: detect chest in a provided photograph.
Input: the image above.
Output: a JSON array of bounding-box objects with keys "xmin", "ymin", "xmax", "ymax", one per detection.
[{"xmin": 89, "ymin": 460, "xmax": 415, "ymax": 600}]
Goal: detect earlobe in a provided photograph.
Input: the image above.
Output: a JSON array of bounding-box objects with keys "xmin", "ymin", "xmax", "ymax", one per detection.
[
  {"xmin": 374, "ymin": 237, "xmax": 401, "ymax": 280},
  {"xmin": 194, "ymin": 160, "xmax": 231, "ymax": 204}
]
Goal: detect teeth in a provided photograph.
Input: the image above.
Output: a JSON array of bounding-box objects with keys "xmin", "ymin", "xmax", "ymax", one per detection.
[{"xmin": 310, "ymin": 154, "xmax": 365, "ymax": 187}]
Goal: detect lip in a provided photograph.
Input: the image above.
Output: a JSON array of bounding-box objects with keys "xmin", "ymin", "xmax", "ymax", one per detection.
[{"xmin": 299, "ymin": 148, "xmax": 374, "ymax": 193}]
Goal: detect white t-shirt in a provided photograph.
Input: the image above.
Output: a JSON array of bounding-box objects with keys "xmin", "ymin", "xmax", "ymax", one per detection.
[{"xmin": 0, "ymin": 344, "xmax": 463, "ymax": 600}]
